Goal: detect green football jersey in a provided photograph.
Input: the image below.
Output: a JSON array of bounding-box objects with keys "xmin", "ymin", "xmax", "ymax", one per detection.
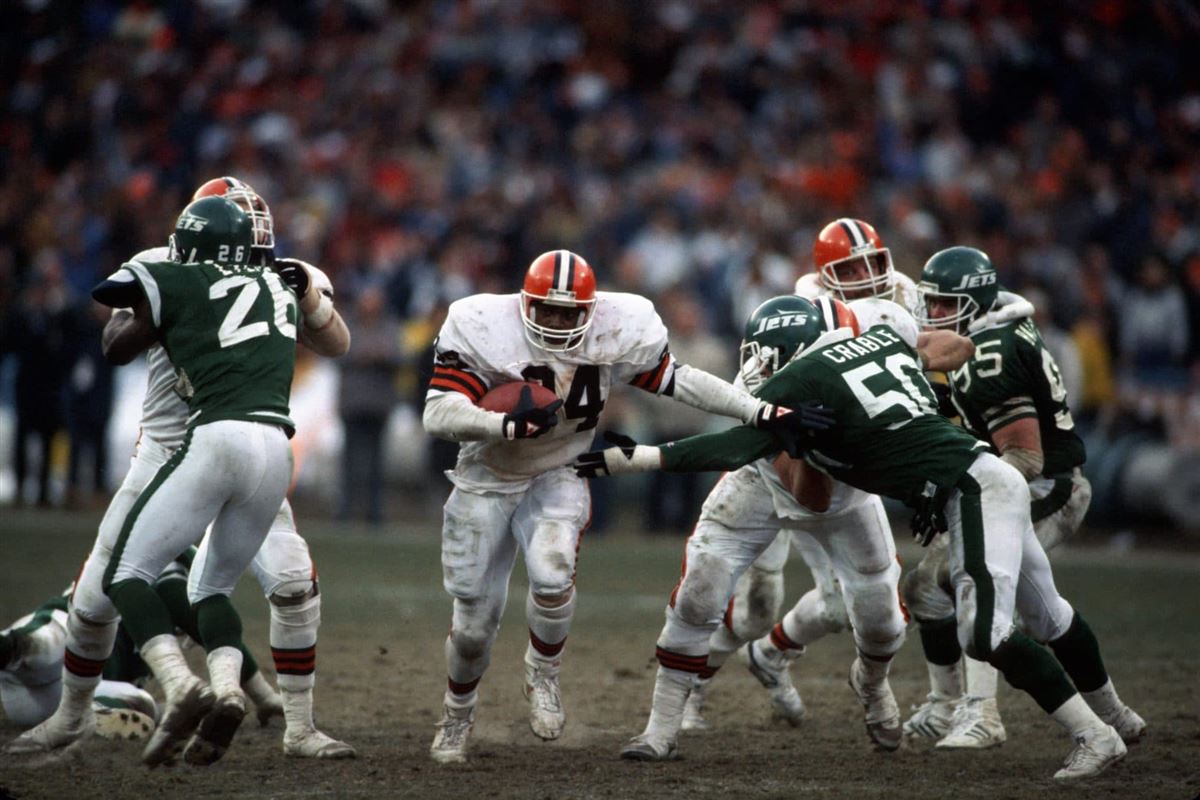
[
  {"xmin": 120, "ymin": 259, "xmax": 297, "ymax": 433},
  {"xmin": 660, "ymin": 326, "xmax": 987, "ymax": 507},
  {"xmin": 947, "ymin": 318, "xmax": 1084, "ymax": 476}
]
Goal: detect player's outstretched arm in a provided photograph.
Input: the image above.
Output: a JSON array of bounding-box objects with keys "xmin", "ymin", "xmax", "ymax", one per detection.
[
  {"xmin": 277, "ymin": 259, "xmax": 351, "ymax": 357},
  {"xmin": 574, "ymin": 425, "xmax": 785, "ymax": 478},
  {"xmin": 667, "ymin": 364, "xmax": 826, "ymax": 434},
  {"xmin": 916, "ymin": 330, "xmax": 975, "ymax": 372},
  {"xmin": 100, "ymin": 294, "xmax": 157, "ymax": 365}
]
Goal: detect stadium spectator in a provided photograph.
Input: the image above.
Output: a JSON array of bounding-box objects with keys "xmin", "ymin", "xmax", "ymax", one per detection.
[{"xmin": 336, "ymin": 285, "xmax": 401, "ymax": 525}]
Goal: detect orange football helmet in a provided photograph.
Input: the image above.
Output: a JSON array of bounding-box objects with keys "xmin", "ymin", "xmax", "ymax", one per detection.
[
  {"xmin": 192, "ymin": 177, "xmax": 274, "ymax": 253},
  {"xmin": 812, "ymin": 218, "xmax": 893, "ymax": 301},
  {"xmin": 812, "ymin": 295, "xmax": 861, "ymax": 337},
  {"xmin": 520, "ymin": 250, "xmax": 597, "ymax": 352}
]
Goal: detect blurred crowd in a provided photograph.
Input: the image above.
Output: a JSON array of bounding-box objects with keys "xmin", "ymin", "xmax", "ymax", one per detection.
[{"xmin": 1, "ymin": 0, "xmax": 1198, "ymax": 528}]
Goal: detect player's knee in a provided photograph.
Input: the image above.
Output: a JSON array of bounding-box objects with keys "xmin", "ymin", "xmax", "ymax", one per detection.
[
  {"xmin": 1020, "ymin": 597, "xmax": 1075, "ymax": 644},
  {"xmin": 674, "ymin": 556, "xmax": 732, "ymax": 627},
  {"xmin": 900, "ymin": 566, "xmax": 954, "ymax": 622},
  {"xmin": 847, "ymin": 584, "xmax": 905, "ymax": 645},
  {"xmin": 531, "ymin": 587, "xmax": 573, "ymax": 609},
  {"xmin": 737, "ymin": 567, "xmax": 784, "ymax": 636},
  {"xmin": 268, "ymin": 579, "xmax": 318, "ymax": 607},
  {"xmin": 527, "ymin": 543, "xmax": 576, "ymax": 597}
]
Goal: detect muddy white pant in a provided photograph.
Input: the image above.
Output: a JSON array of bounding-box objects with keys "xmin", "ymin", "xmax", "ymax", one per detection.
[
  {"xmin": 439, "ymin": 467, "xmax": 591, "ymax": 690},
  {"xmin": 658, "ymin": 464, "xmax": 905, "ymax": 665}
]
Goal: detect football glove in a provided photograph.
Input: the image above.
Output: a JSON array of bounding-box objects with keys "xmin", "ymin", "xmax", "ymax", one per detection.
[
  {"xmin": 502, "ymin": 385, "xmax": 563, "ymax": 440},
  {"xmin": 911, "ymin": 480, "xmax": 952, "ymax": 546},
  {"xmin": 751, "ymin": 400, "xmax": 836, "ymax": 434},
  {"xmin": 573, "ymin": 432, "xmax": 660, "ymax": 478},
  {"xmin": 274, "ymin": 257, "xmax": 312, "ymax": 297}
]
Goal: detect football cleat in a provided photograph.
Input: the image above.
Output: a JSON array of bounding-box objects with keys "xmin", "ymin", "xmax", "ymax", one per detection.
[
  {"xmin": 619, "ymin": 734, "xmax": 679, "ymax": 762},
  {"xmin": 1053, "ymin": 725, "xmax": 1126, "ymax": 781},
  {"xmin": 183, "ymin": 690, "xmax": 246, "ymax": 766},
  {"xmin": 4, "ymin": 707, "xmax": 95, "ymax": 754},
  {"xmin": 524, "ymin": 656, "xmax": 565, "ymax": 740},
  {"xmin": 430, "ymin": 701, "xmax": 475, "ymax": 764},
  {"xmin": 94, "ymin": 708, "xmax": 155, "ymax": 742},
  {"xmin": 935, "ymin": 697, "xmax": 1006, "ymax": 749},
  {"xmin": 740, "ymin": 641, "xmax": 806, "ymax": 726},
  {"xmin": 1103, "ymin": 705, "xmax": 1146, "ymax": 744},
  {"xmin": 283, "ymin": 728, "xmax": 357, "ymax": 759},
  {"xmin": 903, "ymin": 694, "xmax": 957, "ymax": 740},
  {"xmin": 680, "ymin": 679, "xmax": 711, "ymax": 732},
  {"xmin": 848, "ymin": 658, "xmax": 901, "ymax": 751},
  {"xmin": 142, "ymin": 677, "xmax": 214, "ymax": 767}
]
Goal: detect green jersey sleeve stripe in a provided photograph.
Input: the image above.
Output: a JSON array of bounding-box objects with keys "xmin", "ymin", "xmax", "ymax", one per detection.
[{"xmin": 121, "ymin": 260, "xmax": 163, "ymax": 327}]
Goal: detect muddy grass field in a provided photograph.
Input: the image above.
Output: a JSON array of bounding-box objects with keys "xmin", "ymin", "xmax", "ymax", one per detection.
[{"xmin": 1, "ymin": 508, "xmax": 1197, "ymax": 799}]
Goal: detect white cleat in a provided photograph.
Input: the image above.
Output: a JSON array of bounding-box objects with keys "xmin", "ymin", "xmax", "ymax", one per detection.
[
  {"xmin": 903, "ymin": 694, "xmax": 957, "ymax": 740},
  {"xmin": 4, "ymin": 707, "xmax": 95, "ymax": 754},
  {"xmin": 142, "ymin": 677, "xmax": 214, "ymax": 767},
  {"xmin": 183, "ymin": 690, "xmax": 247, "ymax": 766},
  {"xmin": 935, "ymin": 697, "xmax": 1007, "ymax": 749},
  {"xmin": 94, "ymin": 707, "xmax": 156, "ymax": 742},
  {"xmin": 680, "ymin": 680, "xmax": 711, "ymax": 732},
  {"xmin": 619, "ymin": 734, "xmax": 678, "ymax": 762},
  {"xmin": 284, "ymin": 728, "xmax": 357, "ymax": 759},
  {"xmin": 1053, "ymin": 725, "xmax": 1126, "ymax": 781},
  {"xmin": 848, "ymin": 658, "xmax": 901, "ymax": 751},
  {"xmin": 430, "ymin": 702, "xmax": 475, "ymax": 764},
  {"xmin": 740, "ymin": 640, "xmax": 806, "ymax": 726},
  {"xmin": 1103, "ymin": 705, "xmax": 1146, "ymax": 744},
  {"xmin": 524, "ymin": 657, "xmax": 565, "ymax": 741}
]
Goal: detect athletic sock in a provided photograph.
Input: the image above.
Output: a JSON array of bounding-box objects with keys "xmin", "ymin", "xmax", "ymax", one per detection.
[
  {"xmin": 526, "ymin": 590, "xmax": 574, "ymax": 666},
  {"xmin": 642, "ymin": 666, "xmax": 691, "ymax": 743},
  {"xmin": 963, "ymin": 656, "xmax": 999, "ymax": 700},
  {"xmin": 207, "ymin": 645, "xmax": 244, "ymax": 698},
  {"xmin": 1050, "ymin": 693, "xmax": 1105, "ymax": 738},
  {"xmin": 139, "ymin": 633, "xmax": 197, "ymax": 698}
]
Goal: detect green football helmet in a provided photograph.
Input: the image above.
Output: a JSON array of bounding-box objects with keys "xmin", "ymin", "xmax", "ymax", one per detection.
[
  {"xmin": 169, "ymin": 196, "xmax": 255, "ymax": 265},
  {"xmin": 739, "ymin": 295, "xmax": 827, "ymax": 392},
  {"xmin": 916, "ymin": 246, "xmax": 999, "ymax": 333}
]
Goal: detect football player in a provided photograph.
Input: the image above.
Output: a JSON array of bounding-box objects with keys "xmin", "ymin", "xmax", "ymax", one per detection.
[
  {"xmin": 900, "ymin": 247, "xmax": 1144, "ymax": 749},
  {"xmin": 420, "ymin": 249, "xmax": 831, "ymax": 764},
  {"xmin": 581, "ymin": 296, "xmax": 970, "ymax": 760},
  {"xmin": 1, "ymin": 550, "xmax": 281, "ymax": 743},
  {"xmin": 687, "ymin": 220, "xmax": 1032, "ymax": 732},
  {"xmin": 6, "ymin": 179, "xmax": 354, "ymax": 762},
  {"xmin": 577, "ymin": 295, "xmax": 1138, "ymax": 781}
]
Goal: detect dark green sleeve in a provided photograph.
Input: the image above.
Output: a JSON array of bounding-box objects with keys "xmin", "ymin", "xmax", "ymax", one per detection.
[{"xmin": 660, "ymin": 424, "xmax": 782, "ymax": 472}]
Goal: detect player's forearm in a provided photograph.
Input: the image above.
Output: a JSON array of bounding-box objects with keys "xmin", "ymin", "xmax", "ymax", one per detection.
[
  {"xmin": 668, "ymin": 364, "xmax": 761, "ymax": 423},
  {"xmin": 422, "ymin": 391, "xmax": 506, "ymax": 442},
  {"xmin": 659, "ymin": 425, "xmax": 781, "ymax": 472},
  {"xmin": 1000, "ymin": 446, "xmax": 1044, "ymax": 480},
  {"xmin": 101, "ymin": 308, "xmax": 156, "ymax": 365},
  {"xmin": 917, "ymin": 330, "xmax": 975, "ymax": 372},
  {"xmin": 299, "ymin": 309, "xmax": 351, "ymax": 357}
]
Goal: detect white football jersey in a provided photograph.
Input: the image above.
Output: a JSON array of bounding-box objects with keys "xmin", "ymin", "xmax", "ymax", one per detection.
[
  {"xmin": 127, "ymin": 247, "xmax": 191, "ymax": 451},
  {"xmin": 794, "ymin": 270, "xmax": 920, "ymax": 316},
  {"xmin": 430, "ymin": 292, "xmax": 674, "ymax": 487}
]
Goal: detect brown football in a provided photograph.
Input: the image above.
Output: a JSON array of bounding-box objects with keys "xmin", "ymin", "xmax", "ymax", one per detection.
[{"xmin": 477, "ymin": 381, "xmax": 559, "ymax": 413}]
